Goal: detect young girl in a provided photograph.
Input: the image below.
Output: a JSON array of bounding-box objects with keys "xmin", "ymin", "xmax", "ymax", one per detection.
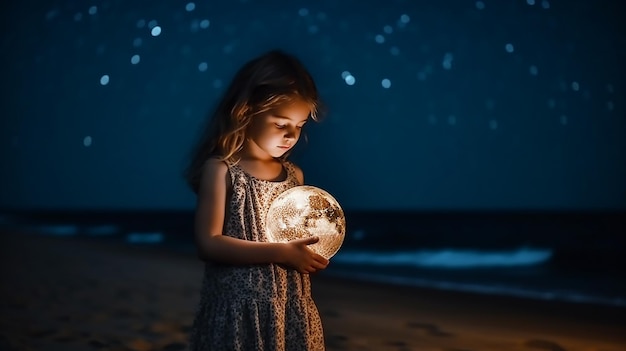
[{"xmin": 185, "ymin": 50, "xmax": 329, "ymax": 351}]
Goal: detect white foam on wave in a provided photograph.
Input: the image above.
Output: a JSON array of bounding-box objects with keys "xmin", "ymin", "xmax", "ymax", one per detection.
[
  {"xmin": 125, "ymin": 231, "xmax": 164, "ymax": 244},
  {"xmin": 333, "ymin": 247, "xmax": 552, "ymax": 268},
  {"xmin": 324, "ymin": 269, "xmax": 626, "ymax": 307}
]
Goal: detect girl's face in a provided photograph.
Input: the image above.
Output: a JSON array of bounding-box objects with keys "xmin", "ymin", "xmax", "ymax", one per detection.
[{"xmin": 245, "ymin": 99, "xmax": 311, "ymax": 160}]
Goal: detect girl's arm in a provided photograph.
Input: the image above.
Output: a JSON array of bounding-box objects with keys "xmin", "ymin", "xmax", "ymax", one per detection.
[{"xmin": 194, "ymin": 159, "xmax": 328, "ymax": 273}]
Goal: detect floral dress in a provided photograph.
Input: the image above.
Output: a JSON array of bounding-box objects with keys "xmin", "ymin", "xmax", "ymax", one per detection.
[{"xmin": 189, "ymin": 161, "xmax": 325, "ymax": 351}]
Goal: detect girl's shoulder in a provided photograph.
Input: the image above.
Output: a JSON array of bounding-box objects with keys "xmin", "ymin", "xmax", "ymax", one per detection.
[
  {"xmin": 204, "ymin": 156, "xmax": 241, "ymax": 171},
  {"xmin": 199, "ymin": 157, "xmax": 233, "ymax": 190},
  {"xmin": 203, "ymin": 157, "xmax": 229, "ymax": 171}
]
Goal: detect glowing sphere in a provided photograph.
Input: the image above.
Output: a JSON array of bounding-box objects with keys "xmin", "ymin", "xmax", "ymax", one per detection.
[{"xmin": 266, "ymin": 185, "xmax": 346, "ymax": 259}]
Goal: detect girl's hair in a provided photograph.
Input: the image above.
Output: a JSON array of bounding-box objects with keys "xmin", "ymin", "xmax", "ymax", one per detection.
[{"xmin": 184, "ymin": 49, "xmax": 323, "ymax": 193}]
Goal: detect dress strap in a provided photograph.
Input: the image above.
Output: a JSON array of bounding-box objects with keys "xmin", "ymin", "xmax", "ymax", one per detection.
[
  {"xmin": 221, "ymin": 158, "xmax": 239, "ymax": 187},
  {"xmin": 282, "ymin": 161, "xmax": 298, "ymax": 183}
]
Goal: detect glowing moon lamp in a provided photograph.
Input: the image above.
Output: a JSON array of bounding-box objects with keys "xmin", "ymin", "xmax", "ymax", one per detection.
[{"xmin": 266, "ymin": 185, "xmax": 346, "ymax": 259}]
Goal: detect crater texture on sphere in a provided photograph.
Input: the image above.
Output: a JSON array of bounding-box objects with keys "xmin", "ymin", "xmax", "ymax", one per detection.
[{"xmin": 265, "ymin": 186, "xmax": 346, "ymax": 259}]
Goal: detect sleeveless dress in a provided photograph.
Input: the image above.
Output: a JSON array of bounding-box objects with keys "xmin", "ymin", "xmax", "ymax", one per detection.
[{"xmin": 188, "ymin": 160, "xmax": 325, "ymax": 351}]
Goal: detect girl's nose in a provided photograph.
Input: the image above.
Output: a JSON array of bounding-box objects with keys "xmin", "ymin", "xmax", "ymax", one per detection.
[{"xmin": 284, "ymin": 126, "xmax": 297, "ymax": 139}]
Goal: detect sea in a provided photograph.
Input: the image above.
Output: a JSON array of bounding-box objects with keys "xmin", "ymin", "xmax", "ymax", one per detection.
[{"xmin": 1, "ymin": 210, "xmax": 624, "ymax": 308}]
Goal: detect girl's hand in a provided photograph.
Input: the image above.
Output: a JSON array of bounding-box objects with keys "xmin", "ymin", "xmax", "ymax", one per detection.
[{"xmin": 279, "ymin": 236, "xmax": 329, "ymax": 274}]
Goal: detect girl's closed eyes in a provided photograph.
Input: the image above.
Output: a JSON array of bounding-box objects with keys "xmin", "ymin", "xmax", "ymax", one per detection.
[{"xmin": 275, "ymin": 123, "xmax": 306, "ymax": 129}]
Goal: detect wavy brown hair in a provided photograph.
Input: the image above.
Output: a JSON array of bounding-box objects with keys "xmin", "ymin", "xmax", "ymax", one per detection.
[{"xmin": 184, "ymin": 50, "xmax": 324, "ymax": 193}]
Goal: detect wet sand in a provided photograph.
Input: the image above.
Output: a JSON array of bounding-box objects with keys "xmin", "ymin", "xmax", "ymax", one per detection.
[{"xmin": 1, "ymin": 231, "xmax": 624, "ymax": 350}]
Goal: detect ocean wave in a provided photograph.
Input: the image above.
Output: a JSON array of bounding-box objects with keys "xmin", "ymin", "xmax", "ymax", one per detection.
[
  {"xmin": 332, "ymin": 247, "xmax": 552, "ymax": 268},
  {"xmin": 324, "ymin": 269, "xmax": 626, "ymax": 307}
]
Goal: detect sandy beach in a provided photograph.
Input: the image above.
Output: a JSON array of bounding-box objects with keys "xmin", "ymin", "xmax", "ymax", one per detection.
[{"xmin": 1, "ymin": 231, "xmax": 624, "ymax": 351}]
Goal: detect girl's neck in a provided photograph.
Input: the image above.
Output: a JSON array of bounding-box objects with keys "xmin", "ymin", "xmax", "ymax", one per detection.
[
  {"xmin": 239, "ymin": 138, "xmax": 275, "ymax": 162},
  {"xmin": 237, "ymin": 149, "xmax": 276, "ymax": 163},
  {"xmin": 235, "ymin": 140, "xmax": 285, "ymax": 180},
  {"xmin": 236, "ymin": 155, "xmax": 285, "ymax": 182}
]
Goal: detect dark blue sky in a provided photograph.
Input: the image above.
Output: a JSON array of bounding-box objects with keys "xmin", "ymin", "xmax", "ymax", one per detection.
[{"xmin": 1, "ymin": 0, "xmax": 624, "ymax": 211}]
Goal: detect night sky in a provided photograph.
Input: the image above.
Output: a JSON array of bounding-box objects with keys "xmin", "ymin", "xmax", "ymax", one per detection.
[{"xmin": 1, "ymin": 0, "xmax": 624, "ymax": 211}]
